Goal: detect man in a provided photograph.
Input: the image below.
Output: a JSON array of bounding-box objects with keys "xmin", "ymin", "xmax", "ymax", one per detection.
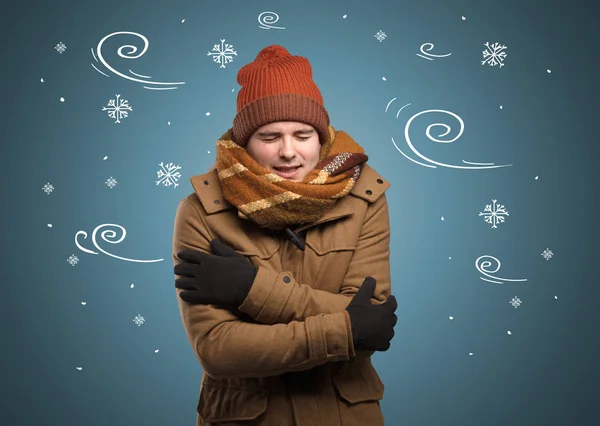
[{"xmin": 172, "ymin": 44, "xmax": 398, "ymax": 426}]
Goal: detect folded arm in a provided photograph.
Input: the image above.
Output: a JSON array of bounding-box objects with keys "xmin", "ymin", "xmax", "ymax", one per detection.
[
  {"xmin": 238, "ymin": 193, "xmax": 392, "ymax": 325},
  {"xmin": 173, "ymin": 197, "xmax": 355, "ymax": 380}
]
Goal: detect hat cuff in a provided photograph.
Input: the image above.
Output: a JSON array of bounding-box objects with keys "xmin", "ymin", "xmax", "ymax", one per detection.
[{"xmin": 232, "ymin": 93, "xmax": 330, "ymax": 146}]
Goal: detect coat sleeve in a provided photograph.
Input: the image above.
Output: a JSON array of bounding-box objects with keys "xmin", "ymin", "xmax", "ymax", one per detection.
[
  {"xmin": 237, "ymin": 193, "xmax": 392, "ymax": 325},
  {"xmin": 173, "ymin": 197, "xmax": 355, "ymax": 380}
]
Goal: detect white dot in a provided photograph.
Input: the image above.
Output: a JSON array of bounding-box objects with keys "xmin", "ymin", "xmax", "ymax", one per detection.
[
  {"xmin": 461, "ymin": 16, "xmax": 466, "ymax": 20},
  {"xmin": 382, "ymin": 76, "xmax": 387, "ymax": 81},
  {"xmin": 168, "ymin": 121, "xmax": 171, "ymax": 126},
  {"xmin": 181, "ymin": 18, "xmax": 185, "ymax": 23},
  {"xmin": 343, "ymin": 14, "xmax": 347, "ymax": 19},
  {"xmin": 154, "ymin": 349, "xmax": 160, "ymax": 353},
  {"xmin": 448, "ymin": 256, "xmax": 451, "ymax": 259},
  {"xmin": 499, "ymin": 105, "xmax": 503, "ymax": 109},
  {"xmin": 469, "ymin": 352, "xmax": 473, "ymax": 356},
  {"xmin": 81, "ymin": 301, "xmax": 86, "ymax": 305},
  {"xmin": 507, "ymin": 330, "xmax": 512, "ymax": 335},
  {"xmin": 449, "ymin": 316, "xmax": 453, "ymax": 320},
  {"xmin": 103, "ymin": 156, "xmax": 108, "ymax": 160},
  {"xmin": 535, "ymin": 176, "xmax": 538, "ymax": 180},
  {"xmin": 40, "ymin": 78, "xmax": 44, "ymax": 83},
  {"xmin": 47, "ymin": 223, "xmax": 52, "ymax": 227},
  {"xmin": 547, "ymin": 69, "xmax": 552, "ymax": 73},
  {"xmin": 554, "ymin": 295, "xmax": 558, "ymax": 299},
  {"xmin": 232, "ymin": 88, "xmax": 235, "ymax": 92},
  {"xmin": 60, "ymin": 97, "xmax": 65, "ymax": 102},
  {"xmin": 206, "ymin": 112, "xmax": 211, "ymax": 116},
  {"xmin": 131, "ymin": 283, "xmax": 135, "ymax": 288},
  {"xmin": 208, "ymin": 150, "xmax": 211, "ymax": 154},
  {"xmin": 441, "ymin": 216, "xmax": 444, "ymax": 221},
  {"xmin": 76, "ymin": 366, "xmax": 83, "ymax": 370}
]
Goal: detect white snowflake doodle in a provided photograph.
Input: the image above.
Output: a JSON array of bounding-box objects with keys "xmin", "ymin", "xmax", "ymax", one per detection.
[
  {"xmin": 374, "ymin": 30, "xmax": 387, "ymax": 42},
  {"xmin": 105, "ymin": 177, "xmax": 117, "ymax": 188},
  {"xmin": 479, "ymin": 199, "xmax": 509, "ymax": 228},
  {"xmin": 156, "ymin": 162, "xmax": 182, "ymax": 188},
  {"xmin": 55, "ymin": 42, "xmax": 67, "ymax": 54},
  {"xmin": 208, "ymin": 39, "xmax": 238, "ymax": 68},
  {"xmin": 482, "ymin": 42, "xmax": 507, "ymax": 68},
  {"xmin": 541, "ymin": 248, "xmax": 554, "ymax": 260},
  {"xmin": 42, "ymin": 182, "xmax": 54, "ymax": 194},
  {"xmin": 510, "ymin": 296, "xmax": 522, "ymax": 308},
  {"xmin": 67, "ymin": 254, "xmax": 79, "ymax": 266},
  {"xmin": 102, "ymin": 94, "xmax": 133, "ymax": 123},
  {"xmin": 133, "ymin": 314, "xmax": 145, "ymax": 326}
]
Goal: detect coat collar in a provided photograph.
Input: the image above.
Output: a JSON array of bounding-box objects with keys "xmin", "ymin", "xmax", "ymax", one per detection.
[{"xmin": 189, "ymin": 163, "xmax": 390, "ymax": 231}]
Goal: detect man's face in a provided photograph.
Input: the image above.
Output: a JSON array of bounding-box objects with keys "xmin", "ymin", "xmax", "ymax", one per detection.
[{"xmin": 246, "ymin": 121, "xmax": 321, "ymax": 182}]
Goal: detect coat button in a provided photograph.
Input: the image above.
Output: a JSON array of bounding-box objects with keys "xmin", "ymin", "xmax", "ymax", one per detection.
[
  {"xmin": 377, "ymin": 178, "xmax": 383, "ymax": 184},
  {"xmin": 365, "ymin": 189, "xmax": 372, "ymax": 195},
  {"xmin": 283, "ymin": 275, "xmax": 291, "ymax": 283},
  {"xmin": 214, "ymin": 200, "xmax": 220, "ymax": 204}
]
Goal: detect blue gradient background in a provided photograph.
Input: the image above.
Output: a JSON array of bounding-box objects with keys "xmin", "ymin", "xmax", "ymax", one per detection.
[{"xmin": 2, "ymin": 0, "xmax": 598, "ymax": 425}]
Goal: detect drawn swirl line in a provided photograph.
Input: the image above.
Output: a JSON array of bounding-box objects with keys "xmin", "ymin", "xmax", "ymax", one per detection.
[
  {"xmin": 258, "ymin": 11, "xmax": 285, "ymax": 29},
  {"xmin": 93, "ymin": 31, "xmax": 185, "ymax": 87},
  {"xmin": 475, "ymin": 255, "xmax": 527, "ymax": 284},
  {"xmin": 75, "ymin": 223, "xmax": 164, "ymax": 263},
  {"xmin": 403, "ymin": 109, "xmax": 512, "ymax": 169},
  {"xmin": 416, "ymin": 43, "xmax": 451, "ymax": 60}
]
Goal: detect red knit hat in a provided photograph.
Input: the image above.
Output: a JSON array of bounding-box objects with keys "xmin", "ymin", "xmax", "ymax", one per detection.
[{"xmin": 232, "ymin": 45, "xmax": 330, "ymax": 146}]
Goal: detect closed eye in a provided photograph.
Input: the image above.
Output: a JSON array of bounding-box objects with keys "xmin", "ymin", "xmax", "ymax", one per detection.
[{"xmin": 263, "ymin": 137, "xmax": 310, "ymax": 142}]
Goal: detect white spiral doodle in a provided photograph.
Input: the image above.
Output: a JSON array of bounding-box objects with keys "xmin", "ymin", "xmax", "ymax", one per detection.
[
  {"xmin": 416, "ymin": 43, "xmax": 451, "ymax": 60},
  {"xmin": 75, "ymin": 223, "xmax": 164, "ymax": 263},
  {"xmin": 475, "ymin": 255, "xmax": 527, "ymax": 284},
  {"xmin": 258, "ymin": 11, "xmax": 286, "ymax": 30},
  {"xmin": 386, "ymin": 100, "xmax": 513, "ymax": 169},
  {"xmin": 90, "ymin": 31, "xmax": 185, "ymax": 90}
]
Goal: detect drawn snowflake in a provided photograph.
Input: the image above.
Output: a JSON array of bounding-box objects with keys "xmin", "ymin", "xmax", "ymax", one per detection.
[
  {"xmin": 479, "ymin": 199, "xmax": 509, "ymax": 228},
  {"xmin": 105, "ymin": 177, "xmax": 118, "ymax": 188},
  {"xmin": 67, "ymin": 254, "xmax": 79, "ymax": 266},
  {"xmin": 156, "ymin": 162, "xmax": 182, "ymax": 188},
  {"xmin": 55, "ymin": 42, "xmax": 67, "ymax": 54},
  {"xmin": 133, "ymin": 314, "xmax": 145, "ymax": 326},
  {"xmin": 208, "ymin": 39, "xmax": 238, "ymax": 68},
  {"xmin": 482, "ymin": 42, "xmax": 507, "ymax": 67},
  {"xmin": 374, "ymin": 30, "xmax": 387, "ymax": 42},
  {"xmin": 510, "ymin": 296, "xmax": 522, "ymax": 308},
  {"xmin": 102, "ymin": 94, "xmax": 133, "ymax": 123},
  {"xmin": 541, "ymin": 248, "xmax": 554, "ymax": 260},
  {"xmin": 42, "ymin": 182, "xmax": 54, "ymax": 194}
]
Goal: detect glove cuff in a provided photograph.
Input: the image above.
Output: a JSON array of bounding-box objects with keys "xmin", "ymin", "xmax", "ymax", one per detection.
[
  {"xmin": 348, "ymin": 314, "xmax": 361, "ymax": 348},
  {"xmin": 237, "ymin": 267, "xmax": 257, "ymax": 305}
]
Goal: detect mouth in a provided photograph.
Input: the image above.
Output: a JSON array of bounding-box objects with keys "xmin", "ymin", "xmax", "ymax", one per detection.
[{"xmin": 273, "ymin": 165, "xmax": 301, "ymax": 178}]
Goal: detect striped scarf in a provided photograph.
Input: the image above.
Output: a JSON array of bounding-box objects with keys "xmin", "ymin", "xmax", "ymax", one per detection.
[{"xmin": 215, "ymin": 125, "xmax": 369, "ymax": 230}]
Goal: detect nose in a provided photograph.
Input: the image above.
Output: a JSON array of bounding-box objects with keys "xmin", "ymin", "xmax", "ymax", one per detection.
[{"xmin": 278, "ymin": 136, "xmax": 297, "ymax": 159}]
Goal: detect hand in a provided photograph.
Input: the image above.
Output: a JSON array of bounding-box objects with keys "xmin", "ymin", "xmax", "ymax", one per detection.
[
  {"xmin": 174, "ymin": 239, "xmax": 257, "ymax": 307},
  {"xmin": 345, "ymin": 277, "xmax": 398, "ymax": 351}
]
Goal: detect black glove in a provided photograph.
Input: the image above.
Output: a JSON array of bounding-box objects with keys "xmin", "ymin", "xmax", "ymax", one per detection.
[
  {"xmin": 345, "ymin": 277, "xmax": 398, "ymax": 351},
  {"xmin": 174, "ymin": 239, "xmax": 257, "ymax": 307}
]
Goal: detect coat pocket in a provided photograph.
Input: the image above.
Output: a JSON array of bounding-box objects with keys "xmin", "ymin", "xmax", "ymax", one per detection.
[
  {"xmin": 197, "ymin": 383, "xmax": 268, "ymax": 423},
  {"xmin": 331, "ymin": 359, "xmax": 385, "ymax": 404}
]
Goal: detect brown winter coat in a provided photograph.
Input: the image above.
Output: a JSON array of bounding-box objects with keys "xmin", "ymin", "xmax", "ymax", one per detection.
[{"xmin": 172, "ymin": 163, "xmax": 393, "ymax": 426}]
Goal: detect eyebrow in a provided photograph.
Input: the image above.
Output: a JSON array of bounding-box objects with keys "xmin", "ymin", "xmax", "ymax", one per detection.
[{"xmin": 256, "ymin": 129, "xmax": 315, "ymax": 137}]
